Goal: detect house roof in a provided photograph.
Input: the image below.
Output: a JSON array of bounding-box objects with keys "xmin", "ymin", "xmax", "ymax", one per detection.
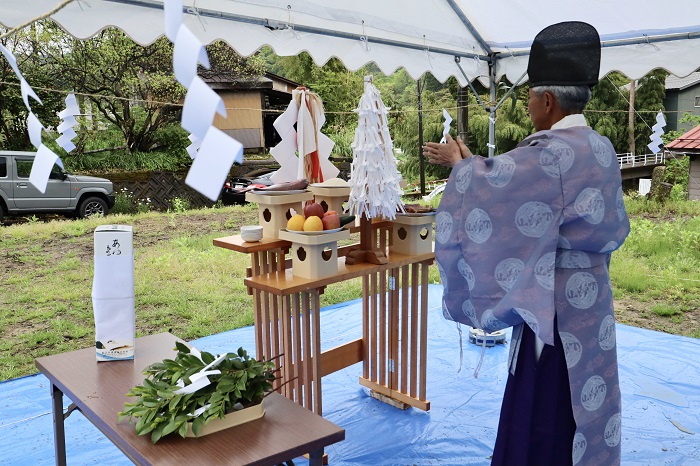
[
  {"xmin": 666, "ymin": 123, "xmax": 700, "ymax": 150},
  {"xmin": 202, "ymin": 72, "xmax": 301, "ymax": 92},
  {"xmin": 666, "ymin": 71, "xmax": 700, "ymax": 91}
]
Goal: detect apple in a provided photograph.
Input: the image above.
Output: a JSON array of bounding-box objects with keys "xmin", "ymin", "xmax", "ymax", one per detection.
[
  {"xmin": 322, "ymin": 213, "xmax": 341, "ymax": 230},
  {"xmin": 303, "ymin": 202, "xmax": 325, "ymax": 219}
]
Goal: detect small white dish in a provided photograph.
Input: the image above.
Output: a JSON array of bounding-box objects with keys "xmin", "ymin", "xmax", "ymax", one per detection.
[{"xmin": 240, "ymin": 225, "xmax": 263, "ymax": 242}]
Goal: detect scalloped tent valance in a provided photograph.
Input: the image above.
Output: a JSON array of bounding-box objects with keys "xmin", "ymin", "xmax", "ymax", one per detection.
[{"xmin": 4, "ymin": 0, "xmax": 700, "ymax": 88}]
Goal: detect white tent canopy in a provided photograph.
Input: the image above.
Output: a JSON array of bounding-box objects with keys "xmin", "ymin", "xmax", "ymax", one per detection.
[
  {"xmin": 5, "ymin": 0, "xmax": 700, "ymax": 87},
  {"xmin": 3, "ymin": 0, "xmax": 700, "ymax": 158}
]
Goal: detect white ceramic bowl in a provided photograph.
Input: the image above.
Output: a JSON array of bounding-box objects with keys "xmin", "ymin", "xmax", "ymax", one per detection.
[{"xmin": 240, "ymin": 225, "xmax": 263, "ymax": 242}]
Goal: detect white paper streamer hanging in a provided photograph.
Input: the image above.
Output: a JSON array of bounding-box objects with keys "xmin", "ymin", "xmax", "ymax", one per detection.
[
  {"xmin": 181, "ymin": 76, "xmax": 226, "ymax": 140},
  {"xmin": 27, "ymin": 113, "xmax": 44, "ymax": 149},
  {"xmin": 28, "ymin": 145, "xmax": 60, "ymax": 193},
  {"xmin": 173, "ymin": 25, "xmax": 210, "ymax": 87},
  {"xmin": 164, "ymin": 0, "xmax": 243, "ymax": 201},
  {"xmin": 164, "ymin": 0, "xmax": 183, "ymax": 41},
  {"xmin": 20, "ymin": 78, "xmax": 41, "ymax": 110},
  {"xmin": 185, "ymin": 126, "xmax": 243, "ymax": 201},
  {"xmin": 186, "ymin": 133, "xmax": 201, "ymax": 159},
  {"xmin": 647, "ymin": 111, "xmax": 666, "ymax": 154},
  {"xmin": 440, "ymin": 108, "xmax": 453, "ymax": 144},
  {"xmin": 268, "ymin": 89, "xmax": 337, "ymax": 184},
  {"xmin": 0, "ymin": 43, "xmax": 62, "ymax": 187},
  {"xmin": 56, "ymin": 92, "xmax": 79, "ymax": 153},
  {"xmin": 269, "ymin": 98, "xmax": 299, "ymax": 184}
]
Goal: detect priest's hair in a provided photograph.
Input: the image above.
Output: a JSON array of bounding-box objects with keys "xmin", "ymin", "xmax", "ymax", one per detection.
[{"xmin": 532, "ymin": 85, "xmax": 592, "ymax": 114}]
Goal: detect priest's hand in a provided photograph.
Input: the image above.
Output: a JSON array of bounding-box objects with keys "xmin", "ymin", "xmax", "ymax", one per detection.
[{"xmin": 423, "ymin": 134, "xmax": 473, "ymax": 167}]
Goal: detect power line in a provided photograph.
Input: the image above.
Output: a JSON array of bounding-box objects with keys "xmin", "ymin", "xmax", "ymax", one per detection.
[{"xmin": 0, "ymin": 80, "xmax": 694, "ymax": 116}]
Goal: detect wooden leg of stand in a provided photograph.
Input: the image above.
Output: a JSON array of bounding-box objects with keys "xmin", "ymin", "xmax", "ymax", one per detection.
[{"xmin": 345, "ymin": 216, "xmax": 388, "ymax": 265}]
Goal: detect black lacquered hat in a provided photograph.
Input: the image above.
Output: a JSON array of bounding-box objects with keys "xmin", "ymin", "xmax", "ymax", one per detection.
[{"xmin": 527, "ymin": 21, "xmax": 601, "ymax": 87}]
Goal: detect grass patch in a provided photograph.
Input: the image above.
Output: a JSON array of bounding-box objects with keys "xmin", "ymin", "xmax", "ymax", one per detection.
[
  {"xmin": 0, "ymin": 205, "xmax": 263, "ymax": 380},
  {"xmin": 2, "ymin": 196, "xmax": 700, "ymax": 381},
  {"xmin": 651, "ymin": 304, "xmax": 682, "ymax": 317}
]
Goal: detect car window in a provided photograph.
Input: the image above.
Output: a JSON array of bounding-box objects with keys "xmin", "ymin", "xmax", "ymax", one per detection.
[
  {"xmin": 16, "ymin": 159, "xmax": 32, "ymax": 178},
  {"xmin": 49, "ymin": 164, "xmax": 64, "ymax": 180},
  {"xmin": 0, "ymin": 157, "xmax": 6, "ymax": 178}
]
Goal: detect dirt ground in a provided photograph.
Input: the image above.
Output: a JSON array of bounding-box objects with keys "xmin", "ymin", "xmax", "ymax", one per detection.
[{"xmin": 3, "ymin": 210, "xmax": 699, "ymax": 339}]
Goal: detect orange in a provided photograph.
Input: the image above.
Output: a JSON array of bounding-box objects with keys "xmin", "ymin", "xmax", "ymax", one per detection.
[
  {"xmin": 303, "ymin": 216, "xmax": 323, "ymax": 232},
  {"xmin": 287, "ymin": 214, "xmax": 306, "ymax": 231}
]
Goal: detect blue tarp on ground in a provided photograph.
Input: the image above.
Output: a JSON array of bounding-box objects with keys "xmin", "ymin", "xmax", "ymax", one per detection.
[{"xmin": 1, "ymin": 285, "xmax": 699, "ymax": 465}]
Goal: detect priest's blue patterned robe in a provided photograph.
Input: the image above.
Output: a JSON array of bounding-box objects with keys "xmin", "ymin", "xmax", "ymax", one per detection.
[{"xmin": 435, "ymin": 125, "xmax": 630, "ymax": 466}]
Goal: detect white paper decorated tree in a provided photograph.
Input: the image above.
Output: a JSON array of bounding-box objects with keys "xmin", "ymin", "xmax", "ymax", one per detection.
[{"xmin": 345, "ymin": 76, "xmax": 404, "ymax": 265}]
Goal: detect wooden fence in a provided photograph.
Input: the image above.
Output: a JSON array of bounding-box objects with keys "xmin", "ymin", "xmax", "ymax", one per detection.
[
  {"xmin": 105, "ymin": 157, "xmax": 352, "ymax": 212},
  {"xmin": 111, "ymin": 171, "xmax": 216, "ymax": 211}
]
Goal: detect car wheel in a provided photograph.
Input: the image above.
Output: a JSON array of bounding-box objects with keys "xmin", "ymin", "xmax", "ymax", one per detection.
[{"xmin": 78, "ymin": 196, "xmax": 108, "ymax": 218}]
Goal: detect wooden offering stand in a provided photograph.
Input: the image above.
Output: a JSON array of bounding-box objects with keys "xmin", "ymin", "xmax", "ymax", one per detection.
[
  {"xmin": 344, "ymin": 215, "xmax": 388, "ymax": 265},
  {"xmin": 308, "ymin": 184, "xmax": 351, "ymax": 216},
  {"xmin": 214, "ymin": 208, "xmax": 434, "ymax": 417},
  {"xmin": 246, "ymin": 191, "xmax": 313, "ymax": 239}
]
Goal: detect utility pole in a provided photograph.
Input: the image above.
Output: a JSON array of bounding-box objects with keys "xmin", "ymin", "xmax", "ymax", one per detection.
[
  {"xmin": 458, "ymin": 85, "xmax": 469, "ymax": 143},
  {"xmin": 628, "ymin": 79, "xmax": 636, "ymax": 155}
]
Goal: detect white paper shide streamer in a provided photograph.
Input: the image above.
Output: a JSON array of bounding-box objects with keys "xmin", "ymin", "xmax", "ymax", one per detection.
[
  {"xmin": 0, "ymin": 43, "xmax": 62, "ymax": 192},
  {"xmin": 186, "ymin": 133, "xmax": 201, "ymax": 159},
  {"xmin": 56, "ymin": 93, "xmax": 79, "ymax": 154},
  {"xmin": 269, "ymin": 88, "xmax": 338, "ymax": 184},
  {"xmin": 346, "ymin": 76, "xmax": 404, "ymax": 220},
  {"xmin": 164, "ymin": 0, "xmax": 243, "ymax": 201},
  {"xmin": 440, "ymin": 108, "xmax": 453, "ymax": 143},
  {"xmin": 269, "ymin": 97, "xmax": 300, "ymax": 183},
  {"xmin": 647, "ymin": 111, "xmax": 666, "ymax": 154}
]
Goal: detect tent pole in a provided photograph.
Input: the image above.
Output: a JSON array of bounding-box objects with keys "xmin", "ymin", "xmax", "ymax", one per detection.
[
  {"xmin": 455, "ymin": 57, "xmax": 488, "ymax": 112},
  {"xmin": 488, "ymin": 60, "xmax": 496, "ymax": 158},
  {"xmin": 494, "ymin": 71, "xmax": 528, "ymax": 109}
]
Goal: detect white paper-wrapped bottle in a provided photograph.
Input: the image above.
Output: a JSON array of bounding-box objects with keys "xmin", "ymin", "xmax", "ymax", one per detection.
[{"xmin": 92, "ymin": 225, "xmax": 135, "ymax": 361}]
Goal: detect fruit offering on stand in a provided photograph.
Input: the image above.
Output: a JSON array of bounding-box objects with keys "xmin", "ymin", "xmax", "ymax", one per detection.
[
  {"xmin": 287, "ymin": 214, "xmax": 306, "ymax": 231},
  {"xmin": 339, "ymin": 215, "xmax": 356, "ymax": 227},
  {"xmin": 322, "ymin": 211, "xmax": 340, "ymax": 230},
  {"xmin": 286, "ymin": 202, "xmax": 352, "ymax": 232},
  {"xmin": 303, "ymin": 202, "xmax": 325, "ymax": 219},
  {"xmin": 303, "ymin": 215, "xmax": 324, "ymax": 232}
]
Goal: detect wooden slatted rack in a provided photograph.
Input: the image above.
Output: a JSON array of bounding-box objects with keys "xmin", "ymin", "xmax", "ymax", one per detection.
[{"xmin": 214, "ymin": 219, "xmax": 433, "ymax": 415}]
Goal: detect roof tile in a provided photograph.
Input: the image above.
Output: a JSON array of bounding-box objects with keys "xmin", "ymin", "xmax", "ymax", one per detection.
[{"xmin": 666, "ymin": 123, "xmax": 700, "ymax": 150}]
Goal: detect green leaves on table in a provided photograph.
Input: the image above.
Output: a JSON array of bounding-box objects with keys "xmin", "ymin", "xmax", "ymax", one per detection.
[{"xmin": 118, "ymin": 342, "xmax": 276, "ymax": 443}]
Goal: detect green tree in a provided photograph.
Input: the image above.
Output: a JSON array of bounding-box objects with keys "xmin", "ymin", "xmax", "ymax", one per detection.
[
  {"xmin": 36, "ymin": 27, "xmax": 183, "ymax": 153},
  {"xmin": 467, "ymin": 83, "xmax": 532, "ymax": 157},
  {"xmin": 39, "ymin": 26, "xmax": 264, "ymax": 154},
  {"xmin": 585, "ymin": 72, "xmax": 629, "ymax": 152},
  {"xmin": 0, "ymin": 25, "xmax": 65, "ymax": 150},
  {"xmin": 634, "ymin": 69, "xmax": 668, "ymax": 154},
  {"xmin": 392, "ymin": 83, "xmax": 458, "ymax": 182}
]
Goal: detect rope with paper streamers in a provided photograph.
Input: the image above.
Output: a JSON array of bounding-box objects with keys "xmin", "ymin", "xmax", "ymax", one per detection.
[
  {"xmin": 0, "ymin": 81, "xmax": 687, "ymax": 117},
  {"xmin": 0, "ymin": 38, "xmax": 66, "ymax": 192}
]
